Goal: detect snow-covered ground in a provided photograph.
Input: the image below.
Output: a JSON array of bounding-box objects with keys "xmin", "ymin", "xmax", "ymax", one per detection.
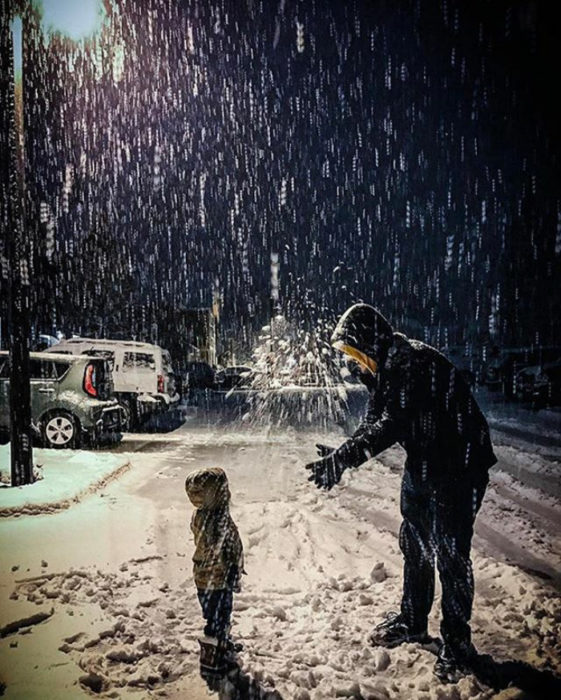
[
  {"xmin": 0, "ymin": 445, "xmax": 131, "ymax": 517},
  {"xmin": 0, "ymin": 423, "xmax": 560, "ymax": 699},
  {"xmin": 476, "ymin": 388, "xmax": 561, "ymax": 451}
]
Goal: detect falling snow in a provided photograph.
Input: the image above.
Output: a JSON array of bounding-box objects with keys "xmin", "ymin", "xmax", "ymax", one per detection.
[
  {"xmin": 0, "ymin": 0, "xmax": 558, "ymax": 351},
  {"xmin": 0, "ymin": 1, "xmax": 560, "ymax": 698}
]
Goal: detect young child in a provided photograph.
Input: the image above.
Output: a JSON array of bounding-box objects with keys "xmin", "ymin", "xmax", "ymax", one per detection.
[{"xmin": 185, "ymin": 467, "xmax": 244, "ymax": 668}]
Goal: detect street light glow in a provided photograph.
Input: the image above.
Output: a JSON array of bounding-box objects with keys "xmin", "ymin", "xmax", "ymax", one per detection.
[
  {"xmin": 38, "ymin": 0, "xmax": 106, "ymax": 41},
  {"xmin": 11, "ymin": 17, "xmax": 23, "ymax": 80}
]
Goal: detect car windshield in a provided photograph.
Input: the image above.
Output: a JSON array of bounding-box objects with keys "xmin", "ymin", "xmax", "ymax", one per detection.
[{"xmin": 123, "ymin": 352, "xmax": 155, "ymax": 371}]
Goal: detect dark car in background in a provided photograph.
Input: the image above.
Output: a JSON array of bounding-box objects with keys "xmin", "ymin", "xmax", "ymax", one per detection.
[
  {"xmin": 184, "ymin": 361, "xmax": 216, "ymax": 391},
  {"xmin": 0, "ymin": 351, "xmax": 122, "ymax": 448},
  {"xmin": 483, "ymin": 346, "xmax": 561, "ymax": 398},
  {"xmin": 515, "ymin": 360, "xmax": 561, "ymax": 407},
  {"xmin": 214, "ymin": 366, "xmax": 254, "ymax": 391}
]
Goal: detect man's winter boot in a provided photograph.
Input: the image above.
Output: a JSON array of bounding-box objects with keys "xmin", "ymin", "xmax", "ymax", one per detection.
[
  {"xmin": 433, "ymin": 643, "xmax": 477, "ymax": 684},
  {"xmin": 369, "ymin": 611, "xmax": 431, "ymax": 648}
]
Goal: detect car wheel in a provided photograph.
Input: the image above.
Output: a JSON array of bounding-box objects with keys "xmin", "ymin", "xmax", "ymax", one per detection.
[
  {"xmin": 119, "ymin": 399, "xmax": 140, "ymax": 431},
  {"xmin": 118, "ymin": 401, "xmax": 132, "ymax": 432},
  {"xmin": 42, "ymin": 411, "xmax": 80, "ymax": 449}
]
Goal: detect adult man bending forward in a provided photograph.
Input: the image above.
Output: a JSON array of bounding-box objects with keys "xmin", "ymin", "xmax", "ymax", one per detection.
[{"xmin": 305, "ymin": 304, "xmax": 496, "ymax": 683}]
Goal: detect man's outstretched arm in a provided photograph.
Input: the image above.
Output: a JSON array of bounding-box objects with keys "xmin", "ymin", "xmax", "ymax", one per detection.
[
  {"xmin": 305, "ymin": 406, "xmax": 401, "ymax": 490},
  {"xmin": 305, "ymin": 355, "xmax": 414, "ymax": 490},
  {"xmin": 335, "ymin": 409, "xmax": 400, "ymax": 469},
  {"xmin": 312, "ymin": 385, "xmax": 382, "ymax": 458}
]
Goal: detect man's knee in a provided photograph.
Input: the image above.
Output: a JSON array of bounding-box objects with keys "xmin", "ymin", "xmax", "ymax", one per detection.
[
  {"xmin": 399, "ymin": 520, "xmax": 434, "ymax": 563},
  {"xmin": 436, "ymin": 533, "xmax": 474, "ymax": 580}
]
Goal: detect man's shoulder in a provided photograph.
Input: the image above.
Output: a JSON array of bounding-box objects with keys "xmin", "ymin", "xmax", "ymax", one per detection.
[
  {"xmin": 387, "ymin": 334, "xmax": 451, "ymax": 369},
  {"xmin": 387, "ymin": 333, "xmax": 414, "ymax": 364}
]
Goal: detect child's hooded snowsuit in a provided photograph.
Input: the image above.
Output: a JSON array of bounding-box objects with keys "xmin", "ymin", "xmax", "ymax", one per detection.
[{"xmin": 185, "ymin": 467, "xmax": 244, "ymax": 591}]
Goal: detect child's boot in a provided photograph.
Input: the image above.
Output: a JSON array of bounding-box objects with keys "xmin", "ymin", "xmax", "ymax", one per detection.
[
  {"xmin": 225, "ymin": 636, "xmax": 244, "ymax": 653},
  {"xmin": 198, "ymin": 635, "xmax": 227, "ymax": 673}
]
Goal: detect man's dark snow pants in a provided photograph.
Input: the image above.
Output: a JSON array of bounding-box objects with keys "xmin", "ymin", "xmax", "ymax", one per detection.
[{"xmin": 398, "ymin": 464, "xmax": 489, "ymax": 650}]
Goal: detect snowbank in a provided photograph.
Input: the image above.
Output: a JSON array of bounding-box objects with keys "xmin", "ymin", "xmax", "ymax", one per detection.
[{"xmin": 0, "ymin": 444, "xmax": 131, "ymax": 517}]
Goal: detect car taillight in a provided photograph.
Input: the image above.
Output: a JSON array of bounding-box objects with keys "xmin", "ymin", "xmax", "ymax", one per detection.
[
  {"xmin": 84, "ymin": 364, "xmax": 98, "ymax": 398},
  {"xmin": 158, "ymin": 374, "xmax": 164, "ymax": 393}
]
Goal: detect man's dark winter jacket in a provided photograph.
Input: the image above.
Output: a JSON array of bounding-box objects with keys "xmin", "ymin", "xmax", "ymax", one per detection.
[{"xmin": 333, "ymin": 308, "xmax": 497, "ymax": 483}]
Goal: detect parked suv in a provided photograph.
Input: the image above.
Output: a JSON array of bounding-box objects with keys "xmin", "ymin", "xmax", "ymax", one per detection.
[
  {"xmin": 0, "ymin": 352, "xmax": 122, "ymax": 448},
  {"xmin": 483, "ymin": 346, "xmax": 561, "ymax": 398},
  {"xmin": 45, "ymin": 339, "xmax": 179, "ymax": 429}
]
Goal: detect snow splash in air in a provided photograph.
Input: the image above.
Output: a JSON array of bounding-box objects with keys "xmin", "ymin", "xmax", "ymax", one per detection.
[{"xmin": 241, "ymin": 316, "xmax": 356, "ymax": 430}]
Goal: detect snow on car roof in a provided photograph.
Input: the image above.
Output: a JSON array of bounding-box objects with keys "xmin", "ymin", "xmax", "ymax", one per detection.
[
  {"xmin": 0, "ymin": 350, "xmax": 100, "ymax": 362},
  {"xmin": 50, "ymin": 338, "xmax": 163, "ymax": 350},
  {"xmin": 34, "ymin": 351, "xmax": 102, "ymax": 362}
]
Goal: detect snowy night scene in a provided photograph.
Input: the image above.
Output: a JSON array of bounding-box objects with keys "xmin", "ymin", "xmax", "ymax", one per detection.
[{"xmin": 0, "ymin": 0, "xmax": 560, "ymax": 697}]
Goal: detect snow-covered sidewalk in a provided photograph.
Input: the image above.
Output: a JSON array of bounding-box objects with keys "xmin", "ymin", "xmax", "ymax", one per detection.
[{"xmin": 0, "ymin": 444, "xmax": 131, "ymax": 517}]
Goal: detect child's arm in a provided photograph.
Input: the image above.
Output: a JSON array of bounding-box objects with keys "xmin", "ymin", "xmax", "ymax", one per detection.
[{"xmin": 222, "ymin": 524, "xmax": 244, "ymax": 591}]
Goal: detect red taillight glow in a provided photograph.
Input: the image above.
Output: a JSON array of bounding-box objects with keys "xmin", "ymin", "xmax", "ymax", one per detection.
[
  {"xmin": 157, "ymin": 374, "xmax": 164, "ymax": 393},
  {"xmin": 84, "ymin": 364, "xmax": 98, "ymax": 397}
]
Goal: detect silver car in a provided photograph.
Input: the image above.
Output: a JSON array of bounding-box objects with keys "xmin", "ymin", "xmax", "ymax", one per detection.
[{"xmin": 0, "ymin": 351, "xmax": 122, "ymax": 448}]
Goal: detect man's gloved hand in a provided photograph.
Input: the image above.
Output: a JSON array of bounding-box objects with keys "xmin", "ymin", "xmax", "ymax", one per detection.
[
  {"xmin": 305, "ymin": 453, "xmax": 346, "ymax": 490},
  {"xmin": 315, "ymin": 443, "xmax": 336, "ymax": 457}
]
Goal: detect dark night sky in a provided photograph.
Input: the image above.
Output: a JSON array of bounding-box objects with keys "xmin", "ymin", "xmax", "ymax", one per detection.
[{"xmin": 1, "ymin": 0, "xmax": 560, "ymax": 351}]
